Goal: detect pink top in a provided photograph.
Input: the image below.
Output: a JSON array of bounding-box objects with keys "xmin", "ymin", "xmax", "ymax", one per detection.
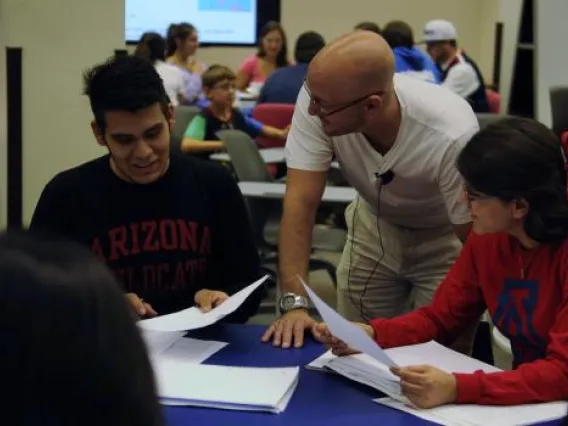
[{"xmin": 238, "ymin": 54, "xmax": 267, "ymax": 85}]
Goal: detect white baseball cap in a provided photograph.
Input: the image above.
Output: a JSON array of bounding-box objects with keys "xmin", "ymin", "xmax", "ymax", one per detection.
[{"xmin": 421, "ymin": 19, "xmax": 458, "ymax": 43}]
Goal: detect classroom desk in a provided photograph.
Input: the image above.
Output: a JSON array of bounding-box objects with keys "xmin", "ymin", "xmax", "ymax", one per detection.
[
  {"xmin": 210, "ymin": 148, "xmax": 340, "ymax": 169},
  {"xmin": 164, "ymin": 324, "xmax": 562, "ymax": 426},
  {"xmin": 238, "ymin": 181, "xmax": 355, "ymax": 203},
  {"xmin": 211, "ymin": 147, "xmax": 285, "ymax": 163},
  {"xmin": 164, "ymin": 324, "xmax": 432, "ymax": 426}
]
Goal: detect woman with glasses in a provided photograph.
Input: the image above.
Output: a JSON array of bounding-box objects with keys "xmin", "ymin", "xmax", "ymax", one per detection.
[{"xmin": 314, "ymin": 116, "xmax": 568, "ymax": 408}]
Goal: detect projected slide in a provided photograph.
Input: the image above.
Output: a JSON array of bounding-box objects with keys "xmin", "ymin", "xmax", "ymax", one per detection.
[
  {"xmin": 198, "ymin": 0, "xmax": 252, "ymax": 12},
  {"xmin": 126, "ymin": 0, "xmax": 257, "ymax": 44}
]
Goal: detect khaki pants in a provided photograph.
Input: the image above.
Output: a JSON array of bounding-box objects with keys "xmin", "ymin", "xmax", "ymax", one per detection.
[{"xmin": 336, "ymin": 197, "xmax": 477, "ymax": 354}]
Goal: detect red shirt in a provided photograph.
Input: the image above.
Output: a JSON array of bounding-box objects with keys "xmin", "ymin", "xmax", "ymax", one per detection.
[{"xmin": 370, "ymin": 232, "xmax": 568, "ymax": 405}]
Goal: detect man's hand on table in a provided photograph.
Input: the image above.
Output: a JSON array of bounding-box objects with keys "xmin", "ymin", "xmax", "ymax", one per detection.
[{"xmin": 262, "ymin": 309, "xmax": 317, "ymax": 348}]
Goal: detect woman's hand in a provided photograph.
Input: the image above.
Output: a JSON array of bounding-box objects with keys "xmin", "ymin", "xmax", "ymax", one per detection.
[
  {"xmin": 391, "ymin": 365, "xmax": 458, "ymax": 408},
  {"xmin": 311, "ymin": 322, "xmax": 374, "ymax": 356}
]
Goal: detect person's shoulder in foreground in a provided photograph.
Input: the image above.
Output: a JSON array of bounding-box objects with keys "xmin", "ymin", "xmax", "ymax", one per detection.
[
  {"xmin": 0, "ymin": 230, "xmax": 163, "ymax": 426},
  {"xmin": 316, "ymin": 116, "xmax": 568, "ymax": 408}
]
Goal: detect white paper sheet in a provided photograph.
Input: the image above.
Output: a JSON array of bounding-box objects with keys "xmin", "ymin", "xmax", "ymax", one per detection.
[
  {"xmin": 154, "ymin": 361, "xmax": 299, "ymax": 414},
  {"xmin": 305, "ymin": 349, "xmax": 336, "ymax": 372},
  {"xmin": 326, "ymin": 354, "xmax": 407, "ymax": 403},
  {"xmin": 385, "ymin": 340, "xmax": 501, "ymax": 374},
  {"xmin": 156, "ymin": 337, "xmax": 227, "ymax": 364},
  {"xmin": 141, "ymin": 329, "xmax": 185, "ymax": 357},
  {"xmin": 300, "ymin": 277, "xmax": 397, "ymax": 367},
  {"xmin": 139, "ymin": 275, "xmax": 269, "ymax": 332},
  {"xmin": 374, "ymin": 397, "xmax": 568, "ymax": 426}
]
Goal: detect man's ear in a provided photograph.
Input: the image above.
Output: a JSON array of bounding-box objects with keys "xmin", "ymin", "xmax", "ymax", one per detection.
[
  {"xmin": 90, "ymin": 120, "xmax": 106, "ymax": 147},
  {"xmin": 512, "ymin": 198, "xmax": 530, "ymax": 220}
]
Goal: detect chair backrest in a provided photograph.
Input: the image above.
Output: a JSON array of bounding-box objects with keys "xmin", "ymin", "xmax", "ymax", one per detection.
[
  {"xmin": 216, "ymin": 129, "xmax": 278, "ymax": 250},
  {"xmin": 485, "ymin": 89, "xmax": 501, "ymax": 114},
  {"xmin": 172, "ymin": 105, "xmax": 200, "ymax": 142},
  {"xmin": 215, "ymin": 129, "xmax": 273, "ymax": 182},
  {"xmin": 550, "ymin": 87, "xmax": 568, "ymax": 138},
  {"xmin": 252, "ymin": 103, "xmax": 295, "ymax": 148}
]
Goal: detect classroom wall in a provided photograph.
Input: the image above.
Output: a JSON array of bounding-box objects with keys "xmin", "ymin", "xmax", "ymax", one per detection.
[
  {"xmin": 3, "ymin": 0, "xmax": 124, "ymax": 225},
  {"xmin": 136, "ymin": 0, "xmax": 499, "ymax": 83},
  {"xmin": 495, "ymin": 0, "xmax": 523, "ymax": 115},
  {"xmin": 535, "ymin": 0, "xmax": 568, "ymax": 126},
  {"xmin": 0, "ymin": 0, "xmax": 7, "ymax": 229}
]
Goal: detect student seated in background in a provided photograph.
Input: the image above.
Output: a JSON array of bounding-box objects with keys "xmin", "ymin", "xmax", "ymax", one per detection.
[
  {"xmin": 382, "ymin": 20, "xmax": 440, "ymax": 84},
  {"xmin": 236, "ymin": 21, "xmax": 289, "ymax": 93},
  {"xmin": 258, "ymin": 31, "xmax": 326, "ymax": 105},
  {"xmin": 1, "ymin": 230, "xmax": 162, "ymax": 426},
  {"xmin": 135, "ymin": 32, "xmax": 186, "ymax": 106},
  {"xmin": 422, "ymin": 19, "xmax": 489, "ymax": 113},
  {"xmin": 314, "ymin": 117, "xmax": 568, "ymax": 408},
  {"xmin": 30, "ymin": 55, "xmax": 263, "ymax": 321},
  {"xmin": 182, "ymin": 65, "xmax": 288, "ymax": 154}
]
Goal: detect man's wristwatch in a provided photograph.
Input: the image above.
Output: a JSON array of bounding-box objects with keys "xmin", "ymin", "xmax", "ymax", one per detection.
[{"xmin": 279, "ymin": 293, "xmax": 309, "ymax": 314}]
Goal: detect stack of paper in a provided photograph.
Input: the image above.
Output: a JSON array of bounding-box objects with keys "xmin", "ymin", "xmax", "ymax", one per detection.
[
  {"xmin": 139, "ymin": 275, "xmax": 268, "ymax": 332},
  {"xmin": 154, "ymin": 361, "xmax": 299, "ymax": 414},
  {"xmin": 301, "ymin": 278, "xmax": 407, "ymax": 402},
  {"xmin": 301, "ymin": 277, "xmax": 568, "ymax": 425}
]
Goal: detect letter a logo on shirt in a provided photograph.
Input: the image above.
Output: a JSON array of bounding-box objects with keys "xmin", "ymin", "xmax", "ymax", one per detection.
[{"xmin": 492, "ymin": 279, "xmax": 546, "ymax": 367}]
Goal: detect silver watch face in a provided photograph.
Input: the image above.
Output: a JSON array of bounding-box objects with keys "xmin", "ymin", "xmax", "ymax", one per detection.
[{"xmin": 281, "ymin": 294, "xmax": 298, "ymax": 311}]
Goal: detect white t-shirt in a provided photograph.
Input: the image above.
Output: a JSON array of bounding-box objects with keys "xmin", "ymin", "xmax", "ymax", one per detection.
[
  {"xmin": 155, "ymin": 61, "xmax": 185, "ymax": 107},
  {"xmin": 285, "ymin": 74, "xmax": 479, "ymax": 229},
  {"xmin": 442, "ymin": 54, "xmax": 480, "ymax": 99}
]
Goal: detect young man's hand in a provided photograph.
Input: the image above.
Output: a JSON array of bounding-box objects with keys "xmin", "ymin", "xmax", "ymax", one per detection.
[
  {"xmin": 125, "ymin": 293, "xmax": 158, "ymax": 318},
  {"xmin": 194, "ymin": 289, "xmax": 229, "ymax": 312}
]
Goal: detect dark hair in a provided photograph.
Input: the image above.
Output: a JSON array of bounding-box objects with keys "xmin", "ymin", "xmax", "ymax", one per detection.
[
  {"xmin": 201, "ymin": 64, "xmax": 236, "ymax": 89},
  {"xmin": 135, "ymin": 32, "xmax": 167, "ymax": 63},
  {"xmin": 166, "ymin": 22, "xmax": 197, "ymax": 57},
  {"xmin": 257, "ymin": 21, "xmax": 288, "ymax": 68},
  {"xmin": 354, "ymin": 21, "xmax": 381, "ymax": 35},
  {"xmin": 0, "ymin": 230, "xmax": 162, "ymax": 426},
  {"xmin": 294, "ymin": 31, "xmax": 325, "ymax": 64},
  {"xmin": 457, "ymin": 117, "xmax": 568, "ymax": 243},
  {"xmin": 382, "ymin": 21, "xmax": 415, "ymax": 48},
  {"xmin": 83, "ymin": 55, "xmax": 170, "ymax": 132}
]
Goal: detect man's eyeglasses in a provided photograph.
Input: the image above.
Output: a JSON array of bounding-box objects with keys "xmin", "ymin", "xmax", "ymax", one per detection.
[{"xmin": 303, "ymin": 79, "xmax": 383, "ymax": 118}]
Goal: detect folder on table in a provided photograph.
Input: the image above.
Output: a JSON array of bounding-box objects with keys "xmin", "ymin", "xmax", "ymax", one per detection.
[{"xmin": 154, "ymin": 361, "xmax": 299, "ymax": 414}]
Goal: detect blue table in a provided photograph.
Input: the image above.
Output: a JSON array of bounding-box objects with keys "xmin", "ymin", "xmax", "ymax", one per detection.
[{"xmin": 164, "ymin": 324, "xmax": 563, "ymax": 426}]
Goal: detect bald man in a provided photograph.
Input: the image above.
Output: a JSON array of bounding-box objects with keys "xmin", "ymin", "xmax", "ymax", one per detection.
[{"xmin": 261, "ymin": 31, "xmax": 479, "ymax": 350}]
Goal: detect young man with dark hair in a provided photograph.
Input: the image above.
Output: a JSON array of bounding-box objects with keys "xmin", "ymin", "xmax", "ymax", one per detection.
[
  {"xmin": 258, "ymin": 31, "xmax": 326, "ymax": 104},
  {"xmin": 422, "ymin": 19, "xmax": 489, "ymax": 112},
  {"xmin": 30, "ymin": 55, "xmax": 263, "ymax": 321}
]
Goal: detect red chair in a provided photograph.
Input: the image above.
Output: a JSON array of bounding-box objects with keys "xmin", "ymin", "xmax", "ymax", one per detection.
[
  {"xmin": 252, "ymin": 103, "xmax": 295, "ymax": 148},
  {"xmin": 486, "ymin": 89, "xmax": 501, "ymax": 114}
]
